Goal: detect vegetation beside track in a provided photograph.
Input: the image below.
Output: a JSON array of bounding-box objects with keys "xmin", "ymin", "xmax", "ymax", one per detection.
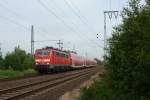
[
  {"xmin": 80, "ymin": 0, "xmax": 150, "ymax": 100},
  {"xmin": 0, "ymin": 46, "xmax": 36, "ymax": 78},
  {"xmin": 0, "ymin": 69, "xmax": 37, "ymax": 78},
  {"xmin": 0, "ymin": 46, "xmax": 34, "ymax": 71}
]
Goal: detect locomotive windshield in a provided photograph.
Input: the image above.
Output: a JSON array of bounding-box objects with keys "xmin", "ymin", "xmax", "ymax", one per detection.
[{"xmin": 35, "ymin": 50, "xmax": 49, "ymax": 56}]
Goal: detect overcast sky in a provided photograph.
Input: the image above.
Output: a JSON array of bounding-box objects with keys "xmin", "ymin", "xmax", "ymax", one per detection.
[{"xmin": 0, "ymin": 0, "xmax": 127, "ymax": 59}]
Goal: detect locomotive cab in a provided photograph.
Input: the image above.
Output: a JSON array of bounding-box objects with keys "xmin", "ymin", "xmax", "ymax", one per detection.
[{"xmin": 34, "ymin": 49, "xmax": 52, "ymax": 73}]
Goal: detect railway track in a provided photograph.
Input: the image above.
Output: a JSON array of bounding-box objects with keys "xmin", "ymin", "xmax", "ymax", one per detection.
[{"xmin": 0, "ymin": 68, "xmax": 96, "ymax": 100}]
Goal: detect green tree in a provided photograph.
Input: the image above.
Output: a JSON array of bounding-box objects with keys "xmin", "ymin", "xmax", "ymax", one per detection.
[
  {"xmin": 94, "ymin": 58, "xmax": 102, "ymax": 65},
  {"xmin": 0, "ymin": 56, "xmax": 4, "ymax": 68},
  {"xmin": 80, "ymin": 0, "xmax": 150, "ymax": 100},
  {"xmin": 105, "ymin": 0, "xmax": 150, "ymax": 99},
  {"xmin": 4, "ymin": 47, "xmax": 34, "ymax": 71},
  {"xmin": 23, "ymin": 54, "xmax": 34, "ymax": 70}
]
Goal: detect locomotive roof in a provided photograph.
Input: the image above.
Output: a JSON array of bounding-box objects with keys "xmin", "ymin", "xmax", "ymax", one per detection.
[
  {"xmin": 45, "ymin": 46, "xmax": 77, "ymax": 53},
  {"xmin": 41, "ymin": 46, "xmax": 69, "ymax": 54},
  {"xmin": 36, "ymin": 46, "xmax": 77, "ymax": 55}
]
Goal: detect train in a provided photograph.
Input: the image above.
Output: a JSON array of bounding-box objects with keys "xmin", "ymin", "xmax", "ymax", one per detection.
[{"xmin": 34, "ymin": 47, "xmax": 97, "ymax": 74}]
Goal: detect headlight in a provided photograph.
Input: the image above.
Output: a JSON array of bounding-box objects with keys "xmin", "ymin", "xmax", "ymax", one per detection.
[
  {"xmin": 47, "ymin": 62, "xmax": 50, "ymax": 64},
  {"xmin": 43, "ymin": 59, "xmax": 50, "ymax": 62},
  {"xmin": 36, "ymin": 59, "xmax": 41, "ymax": 62}
]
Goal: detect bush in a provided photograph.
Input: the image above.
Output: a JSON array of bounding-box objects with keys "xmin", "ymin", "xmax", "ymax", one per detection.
[
  {"xmin": 4, "ymin": 47, "xmax": 34, "ymax": 71},
  {"xmin": 0, "ymin": 56, "xmax": 4, "ymax": 68},
  {"xmin": 80, "ymin": 0, "xmax": 150, "ymax": 100}
]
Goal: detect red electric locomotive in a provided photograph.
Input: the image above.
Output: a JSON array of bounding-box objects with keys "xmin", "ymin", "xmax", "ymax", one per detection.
[
  {"xmin": 34, "ymin": 47, "xmax": 97, "ymax": 73},
  {"xmin": 34, "ymin": 47, "xmax": 71, "ymax": 73}
]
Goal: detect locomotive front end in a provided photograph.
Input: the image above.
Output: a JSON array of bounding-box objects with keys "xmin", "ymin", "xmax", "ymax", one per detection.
[{"xmin": 34, "ymin": 49, "xmax": 52, "ymax": 73}]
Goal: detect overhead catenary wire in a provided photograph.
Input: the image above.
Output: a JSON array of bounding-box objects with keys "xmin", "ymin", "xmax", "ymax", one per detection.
[
  {"xmin": 38, "ymin": 0, "xmax": 91, "ymax": 50},
  {"xmin": 0, "ymin": 15, "xmax": 29, "ymax": 31},
  {"xmin": 50, "ymin": 0, "xmax": 104, "ymax": 50},
  {"xmin": 37, "ymin": 0, "xmax": 78, "ymax": 34},
  {"xmin": 109, "ymin": 0, "xmax": 112, "ymax": 9},
  {"xmin": 63, "ymin": 0, "xmax": 94, "ymax": 33},
  {"xmin": 0, "ymin": 0, "xmax": 56, "ymax": 41},
  {"xmin": 68, "ymin": 0, "xmax": 96, "ymax": 33},
  {"xmin": 62, "ymin": 0, "xmax": 102, "ymax": 47},
  {"xmin": 37, "ymin": 0, "xmax": 102, "ymax": 49},
  {"xmin": 49, "ymin": 0, "xmax": 103, "ymax": 48},
  {"xmin": 0, "ymin": 1, "xmax": 60, "ymax": 53},
  {"xmin": 1, "ymin": 0, "xmax": 101, "ymax": 50},
  {"xmin": 35, "ymin": 40, "xmax": 59, "ymax": 42},
  {"xmin": 0, "ymin": 2, "xmax": 27, "ymax": 21},
  {"xmin": 37, "ymin": 0, "xmax": 81, "ymax": 46},
  {"xmin": 1, "ymin": 0, "xmax": 103, "ymax": 56}
]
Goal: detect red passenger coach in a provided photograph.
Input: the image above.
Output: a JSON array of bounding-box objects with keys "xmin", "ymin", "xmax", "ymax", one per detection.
[
  {"xmin": 34, "ymin": 47, "xmax": 71, "ymax": 73},
  {"xmin": 70, "ymin": 52, "xmax": 85, "ymax": 68}
]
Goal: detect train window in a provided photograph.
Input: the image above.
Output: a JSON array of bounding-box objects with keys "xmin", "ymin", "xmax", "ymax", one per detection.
[
  {"xmin": 61, "ymin": 54, "xmax": 65, "ymax": 57},
  {"xmin": 43, "ymin": 51, "xmax": 49, "ymax": 55},
  {"xmin": 36, "ymin": 51, "xmax": 42, "ymax": 55},
  {"xmin": 36, "ymin": 50, "xmax": 49, "ymax": 56},
  {"xmin": 66, "ymin": 55, "xmax": 68, "ymax": 58},
  {"xmin": 56, "ymin": 52, "xmax": 60, "ymax": 56}
]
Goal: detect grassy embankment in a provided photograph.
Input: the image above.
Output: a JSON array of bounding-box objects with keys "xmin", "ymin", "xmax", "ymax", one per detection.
[
  {"xmin": 79, "ymin": 79, "xmax": 107, "ymax": 100},
  {"xmin": 79, "ymin": 71, "xmax": 108, "ymax": 100},
  {"xmin": 0, "ymin": 69, "xmax": 37, "ymax": 78}
]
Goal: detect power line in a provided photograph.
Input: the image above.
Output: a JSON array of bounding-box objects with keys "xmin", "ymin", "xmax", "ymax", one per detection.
[
  {"xmin": 50, "ymin": 0, "xmax": 96, "ymax": 35},
  {"xmin": 37, "ymin": 0, "xmax": 79, "ymax": 46},
  {"xmin": 63, "ymin": 1, "xmax": 102, "ymax": 46},
  {"xmin": 0, "ymin": 1, "xmax": 55, "ymax": 40},
  {"xmin": 68, "ymin": 0, "xmax": 96, "ymax": 32},
  {"xmin": 37, "ymin": 0, "xmax": 78, "ymax": 34},
  {"xmin": 0, "ymin": 2, "xmax": 26, "ymax": 20},
  {"xmin": 62, "ymin": 0, "xmax": 103, "ymax": 48},
  {"xmin": 48, "ymin": 0, "xmax": 102, "ymax": 49},
  {"xmin": 0, "ymin": 15, "xmax": 29, "ymax": 30},
  {"xmin": 34, "ymin": 39, "xmax": 63, "ymax": 50},
  {"xmin": 37, "ymin": 0, "xmax": 100, "ymax": 49},
  {"xmin": 34, "ymin": 39, "xmax": 60, "ymax": 43},
  {"xmin": 63, "ymin": 0, "xmax": 93, "ymax": 32},
  {"xmin": 0, "ymin": 1, "xmax": 29, "ymax": 30},
  {"xmin": 0, "ymin": 0, "xmax": 102, "ymax": 53},
  {"xmin": 41, "ymin": 1, "xmax": 100, "ymax": 50},
  {"xmin": 109, "ymin": 0, "xmax": 112, "ymax": 9}
]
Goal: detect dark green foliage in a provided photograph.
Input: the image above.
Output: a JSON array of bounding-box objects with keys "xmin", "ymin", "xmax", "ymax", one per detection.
[
  {"xmin": 80, "ymin": 0, "xmax": 150, "ymax": 100},
  {"xmin": 146, "ymin": 0, "xmax": 150, "ymax": 6},
  {"xmin": 4, "ymin": 47, "xmax": 34, "ymax": 71},
  {"xmin": 0, "ymin": 56, "xmax": 4, "ymax": 68},
  {"xmin": 106, "ymin": 1, "xmax": 150, "ymax": 99},
  {"xmin": 80, "ymin": 74, "xmax": 111, "ymax": 100},
  {"xmin": 94, "ymin": 58, "xmax": 102, "ymax": 65},
  {"xmin": 23, "ymin": 54, "xmax": 34, "ymax": 70}
]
